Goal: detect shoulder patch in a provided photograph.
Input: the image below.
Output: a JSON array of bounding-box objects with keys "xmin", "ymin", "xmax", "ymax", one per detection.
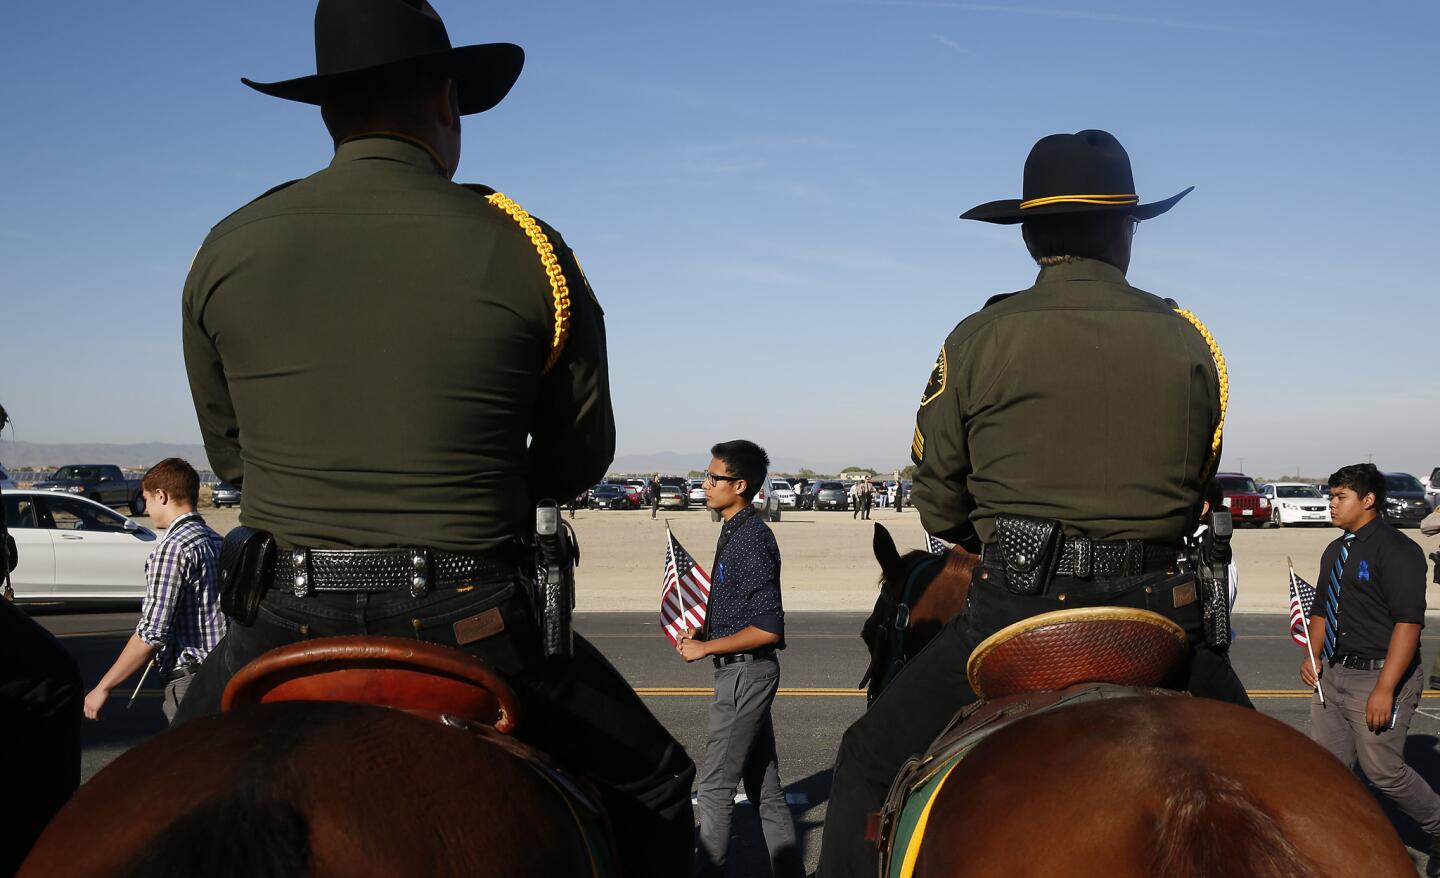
[{"xmin": 919, "ymin": 347, "xmax": 947, "ymax": 406}]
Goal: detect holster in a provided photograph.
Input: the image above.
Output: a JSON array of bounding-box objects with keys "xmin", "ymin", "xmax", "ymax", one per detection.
[
  {"xmin": 534, "ymin": 501, "xmax": 579, "ymax": 659},
  {"xmin": 1429, "ymin": 550, "xmax": 1439, "ymax": 586},
  {"xmin": 218, "ymin": 526, "xmax": 276, "ymax": 627},
  {"xmin": 1193, "ymin": 508, "xmax": 1233, "ymax": 652},
  {"xmin": 991, "ymin": 513, "xmax": 1064, "ymax": 595}
]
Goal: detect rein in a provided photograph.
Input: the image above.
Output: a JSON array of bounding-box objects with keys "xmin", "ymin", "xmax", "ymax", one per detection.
[{"xmin": 860, "ymin": 553, "xmax": 945, "ymax": 702}]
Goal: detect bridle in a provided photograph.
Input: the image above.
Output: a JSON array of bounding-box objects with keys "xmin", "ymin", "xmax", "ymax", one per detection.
[{"xmin": 859, "ymin": 552, "xmax": 946, "ymax": 705}]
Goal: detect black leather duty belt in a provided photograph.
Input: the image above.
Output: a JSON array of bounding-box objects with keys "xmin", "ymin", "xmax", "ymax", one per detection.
[
  {"xmin": 981, "ymin": 538, "xmax": 1180, "ymax": 579},
  {"xmin": 1331, "ymin": 654, "xmax": 1386, "ymax": 671},
  {"xmin": 712, "ymin": 648, "xmax": 777, "ymax": 669},
  {"xmin": 272, "ymin": 546, "xmax": 517, "ymax": 598}
]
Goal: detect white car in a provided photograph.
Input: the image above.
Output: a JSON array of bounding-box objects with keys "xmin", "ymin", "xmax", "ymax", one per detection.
[
  {"xmin": 687, "ymin": 481, "xmax": 707, "ymax": 507},
  {"xmin": 1259, "ymin": 482, "xmax": 1331, "ymax": 527},
  {"xmin": 768, "ymin": 480, "xmax": 797, "ymax": 510},
  {"xmin": 3, "ymin": 490, "xmax": 158, "ymax": 600}
]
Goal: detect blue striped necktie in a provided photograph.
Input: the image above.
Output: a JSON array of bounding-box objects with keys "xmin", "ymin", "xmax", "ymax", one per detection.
[{"xmin": 1320, "ymin": 533, "xmax": 1357, "ymax": 661}]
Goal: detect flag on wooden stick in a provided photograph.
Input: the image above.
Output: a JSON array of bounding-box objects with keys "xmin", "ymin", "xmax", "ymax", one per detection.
[{"xmin": 661, "ymin": 528, "xmax": 712, "ymax": 645}]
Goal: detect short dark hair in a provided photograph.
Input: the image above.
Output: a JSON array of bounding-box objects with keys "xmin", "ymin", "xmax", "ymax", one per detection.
[
  {"xmin": 1328, "ymin": 463, "xmax": 1385, "ymax": 508},
  {"xmin": 320, "ymin": 68, "xmax": 447, "ymax": 144},
  {"xmin": 142, "ymin": 458, "xmax": 201, "ymax": 508},
  {"xmin": 1022, "ymin": 212, "xmax": 1129, "ymax": 266},
  {"xmin": 710, "ymin": 440, "xmax": 770, "ymax": 502}
]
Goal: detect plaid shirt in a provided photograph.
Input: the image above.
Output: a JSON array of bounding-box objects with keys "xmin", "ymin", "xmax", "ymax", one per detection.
[{"xmin": 136, "ymin": 512, "xmax": 226, "ymax": 675}]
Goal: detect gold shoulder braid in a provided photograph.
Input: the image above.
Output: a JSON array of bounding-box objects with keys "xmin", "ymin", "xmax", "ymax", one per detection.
[
  {"xmin": 485, "ymin": 192, "xmax": 572, "ymax": 374},
  {"xmin": 1173, "ymin": 308, "xmax": 1227, "ymax": 479}
]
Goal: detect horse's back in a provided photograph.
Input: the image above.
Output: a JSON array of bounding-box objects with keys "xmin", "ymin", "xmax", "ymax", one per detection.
[
  {"xmin": 918, "ymin": 695, "xmax": 1413, "ymax": 877},
  {"xmin": 22, "ymin": 701, "xmax": 598, "ymax": 877}
]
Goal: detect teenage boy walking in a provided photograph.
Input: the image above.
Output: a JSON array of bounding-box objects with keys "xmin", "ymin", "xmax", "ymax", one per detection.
[
  {"xmin": 83, "ymin": 459, "xmax": 225, "ymax": 723},
  {"xmin": 1300, "ymin": 463, "xmax": 1440, "ymax": 875},
  {"xmin": 678, "ymin": 440, "xmax": 803, "ymax": 878}
]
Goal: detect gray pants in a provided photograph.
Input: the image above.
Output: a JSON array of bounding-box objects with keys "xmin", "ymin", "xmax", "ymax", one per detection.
[
  {"xmin": 162, "ymin": 674, "xmax": 192, "ymax": 724},
  {"xmin": 695, "ymin": 656, "xmax": 803, "ymax": 878},
  {"xmin": 1311, "ymin": 660, "xmax": 1440, "ymax": 833}
]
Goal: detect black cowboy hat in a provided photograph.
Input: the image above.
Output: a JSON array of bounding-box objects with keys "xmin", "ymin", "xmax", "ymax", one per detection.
[
  {"xmin": 242, "ymin": 0, "xmax": 523, "ymax": 116},
  {"xmin": 961, "ymin": 130, "xmax": 1192, "ymax": 225}
]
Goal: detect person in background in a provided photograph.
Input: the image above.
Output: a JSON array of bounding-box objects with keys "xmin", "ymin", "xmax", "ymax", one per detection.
[
  {"xmin": 0, "ymin": 402, "xmax": 83, "ymax": 874},
  {"xmin": 1300, "ymin": 463, "xmax": 1440, "ymax": 875},
  {"xmin": 651, "ymin": 473, "xmax": 663, "ymax": 519},
  {"xmin": 678, "ymin": 440, "xmax": 803, "ymax": 878},
  {"xmin": 1422, "ymin": 503, "xmax": 1440, "ymax": 688},
  {"xmin": 83, "ymin": 458, "xmax": 225, "ymax": 723}
]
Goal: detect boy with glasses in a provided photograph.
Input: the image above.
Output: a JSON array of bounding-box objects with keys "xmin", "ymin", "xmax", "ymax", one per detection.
[{"xmin": 678, "ymin": 440, "xmax": 803, "ymax": 878}]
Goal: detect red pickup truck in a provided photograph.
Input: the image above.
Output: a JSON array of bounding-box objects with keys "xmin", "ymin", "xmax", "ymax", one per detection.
[{"xmin": 1215, "ymin": 472, "xmax": 1271, "ymax": 527}]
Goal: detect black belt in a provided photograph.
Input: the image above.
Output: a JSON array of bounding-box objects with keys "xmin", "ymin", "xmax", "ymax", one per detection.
[
  {"xmin": 713, "ymin": 648, "xmax": 777, "ymax": 669},
  {"xmin": 1331, "ymin": 655, "xmax": 1386, "ymax": 671},
  {"xmin": 981, "ymin": 537, "xmax": 1179, "ymax": 579},
  {"xmin": 272, "ymin": 545, "xmax": 517, "ymax": 597},
  {"xmin": 164, "ymin": 663, "xmax": 200, "ymax": 684}
]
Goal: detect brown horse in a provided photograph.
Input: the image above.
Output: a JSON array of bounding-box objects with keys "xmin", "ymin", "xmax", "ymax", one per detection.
[
  {"xmin": 20, "ymin": 640, "xmax": 614, "ymax": 878},
  {"xmin": 860, "ymin": 524, "xmax": 1415, "ymax": 877}
]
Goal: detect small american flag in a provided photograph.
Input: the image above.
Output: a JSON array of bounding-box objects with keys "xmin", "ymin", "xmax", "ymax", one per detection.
[
  {"xmin": 1288, "ymin": 567, "xmax": 1317, "ymax": 647},
  {"xmin": 661, "ymin": 530, "xmax": 712, "ymax": 645},
  {"xmin": 926, "ymin": 533, "xmax": 948, "ymax": 555}
]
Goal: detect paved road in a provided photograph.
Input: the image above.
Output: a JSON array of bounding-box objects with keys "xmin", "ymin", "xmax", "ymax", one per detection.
[{"xmin": 31, "ymin": 607, "xmax": 1440, "ymax": 874}]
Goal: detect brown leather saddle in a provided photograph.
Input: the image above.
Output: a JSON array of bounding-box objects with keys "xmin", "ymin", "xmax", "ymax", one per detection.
[
  {"xmin": 220, "ymin": 637, "xmax": 622, "ymax": 876},
  {"xmin": 221, "ymin": 635, "xmax": 521, "ymax": 733},
  {"xmin": 872, "ymin": 608, "xmax": 1190, "ymax": 872}
]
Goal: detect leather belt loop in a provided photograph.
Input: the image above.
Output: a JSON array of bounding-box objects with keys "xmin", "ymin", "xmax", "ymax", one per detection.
[
  {"xmin": 1074, "ymin": 537, "xmax": 1093, "ymax": 579},
  {"xmin": 292, "ymin": 547, "xmax": 311, "ymax": 598},
  {"xmin": 410, "ymin": 548, "xmax": 430, "ymax": 598},
  {"xmin": 1125, "ymin": 541, "xmax": 1142, "ymax": 576}
]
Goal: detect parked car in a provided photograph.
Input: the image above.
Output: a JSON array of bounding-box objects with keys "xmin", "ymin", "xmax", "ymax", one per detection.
[
  {"xmin": 1215, "ymin": 472, "xmax": 1270, "ymax": 527},
  {"xmin": 588, "ymin": 484, "xmax": 639, "ymax": 510},
  {"xmin": 212, "ymin": 482, "xmax": 242, "ymax": 508},
  {"xmin": 0, "ymin": 464, "xmax": 16, "ymax": 490},
  {"xmin": 1382, "ymin": 472, "xmax": 1430, "ymax": 527},
  {"xmin": 814, "ymin": 481, "xmax": 849, "ymax": 511},
  {"xmin": 623, "ymin": 479, "xmax": 651, "ymax": 504},
  {"xmin": 33, "ymin": 464, "xmax": 146, "ymax": 516},
  {"xmin": 657, "ymin": 485, "xmax": 688, "ymax": 510},
  {"xmin": 1259, "ymin": 482, "xmax": 1330, "ymax": 527},
  {"xmin": 796, "ymin": 481, "xmax": 817, "ymax": 510},
  {"xmin": 2, "ymin": 490, "xmax": 158, "ymax": 600},
  {"xmin": 769, "ymin": 480, "xmax": 797, "ymax": 510},
  {"xmin": 1426, "ymin": 467, "xmax": 1440, "ymax": 511},
  {"xmin": 687, "ymin": 482, "xmax": 708, "ymax": 507}
]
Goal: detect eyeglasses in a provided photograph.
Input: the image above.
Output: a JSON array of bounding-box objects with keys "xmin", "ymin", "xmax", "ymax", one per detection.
[{"xmin": 704, "ymin": 471, "xmax": 740, "ymax": 485}]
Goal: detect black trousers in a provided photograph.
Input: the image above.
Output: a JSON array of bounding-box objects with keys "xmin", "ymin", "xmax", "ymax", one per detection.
[
  {"xmin": 0, "ymin": 599, "xmax": 82, "ymax": 875},
  {"xmin": 816, "ymin": 567, "xmax": 1252, "ymax": 878},
  {"xmin": 174, "ymin": 580, "xmax": 696, "ymax": 878}
]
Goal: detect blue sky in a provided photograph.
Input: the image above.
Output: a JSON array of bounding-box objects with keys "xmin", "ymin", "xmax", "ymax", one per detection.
[{"xmin": 2, "ymin": 2, "xmax": 1436, "ymax": 477}]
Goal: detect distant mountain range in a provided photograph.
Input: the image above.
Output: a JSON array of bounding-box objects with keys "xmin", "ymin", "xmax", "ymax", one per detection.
[
  {"xmin": 0, "ymin": 441, "xmax": 904, "ymax": 477},
  {"xmin": 0, "ymin": 441, "xmax": 210, "ymax": 470}
]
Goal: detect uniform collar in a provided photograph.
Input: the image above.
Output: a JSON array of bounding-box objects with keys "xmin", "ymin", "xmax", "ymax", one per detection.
[
  {"xmin": 330, "ymin": 134, "xmax": 448, "ymax": 176},
  {"xmin": 1033, "ymin": 258, "xmax": 1130, "ymax": 288}
]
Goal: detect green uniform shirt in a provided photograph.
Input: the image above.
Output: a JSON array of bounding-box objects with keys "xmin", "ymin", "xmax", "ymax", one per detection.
[
  {"xmin": 182, "ymin": 136, "xmax": 614, "ymax": 551},
  {"xmin": 910, "ymin": 258, "xmax": 1219, "ymax": 551}
]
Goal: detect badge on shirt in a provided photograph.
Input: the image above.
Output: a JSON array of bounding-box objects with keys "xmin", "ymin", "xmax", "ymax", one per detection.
[
  {"xmin": 1358, "ymin": 560, "xmax": 1370, "ymax": 583},
  {"xmin": 920, "ymin": 347, "xmax": 947, "ymax": 407}
]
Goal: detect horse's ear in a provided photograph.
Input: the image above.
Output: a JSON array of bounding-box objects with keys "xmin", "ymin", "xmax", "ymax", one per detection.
[{"xmin": 873, "ymin": 523, "xmax": 902, "ymax": 584}]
